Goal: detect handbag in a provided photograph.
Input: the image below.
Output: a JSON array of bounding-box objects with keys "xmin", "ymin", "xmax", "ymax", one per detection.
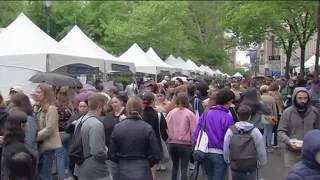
[
  {"xmin": 193, "ymin": 112, "xmax": 208, "ymax": 162},
  {"xmin": 158, "ymin": 113, "xmax": 169, "ymax": 159}
]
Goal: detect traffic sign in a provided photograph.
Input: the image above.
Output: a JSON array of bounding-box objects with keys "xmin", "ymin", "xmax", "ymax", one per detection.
[{"xmin": 269, "ymin": 55, "xmax": 281, "ymax": 60}]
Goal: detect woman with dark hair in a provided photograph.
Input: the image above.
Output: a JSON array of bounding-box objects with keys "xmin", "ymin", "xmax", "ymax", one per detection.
[
  {"xmin": 64, "ymin": 100, "xmax": 89, "ymax": 180},
  {"xmin": 281, "ymin": 80, "xmax": 296, "ymax": 100},
  {"xmin": 102, "ymin": 94, "xmax": 126, "ymax": 179},
  {"xmin": 155, "ymin": 88, "xmax": 170, "ymax": 115},
  {"xmin": 142, "ymin": 92, "xmax": 168, "ymax": 176},
  {"xmin": 1, "ymin": 111, "xmax": 37, "ymax": 180},
  {"xmin": 108, "ymin": 96, "xmax": 162, "ymax": 180},
  {"xmin": 241, "ymin": 88, "xmax": 271, "ymax": 129},
  {"xmin": 166, "ymin": 92, "xmax": 197, "ymax": 180},
  {"xmin": 10, "ymin": 93, "xmax": 38, "ymax": 156}
]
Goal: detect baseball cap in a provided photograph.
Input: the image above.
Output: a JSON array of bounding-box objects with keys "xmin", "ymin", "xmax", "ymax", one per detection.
[{"xmin": 10, "ymin": 86, "xmax": 23, "ymax": 93}]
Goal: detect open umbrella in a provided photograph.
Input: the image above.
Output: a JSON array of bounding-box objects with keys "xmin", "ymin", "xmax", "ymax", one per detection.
[{"xmin": 29, "ymin": 73, "xmax": 82, "ymax": 87}]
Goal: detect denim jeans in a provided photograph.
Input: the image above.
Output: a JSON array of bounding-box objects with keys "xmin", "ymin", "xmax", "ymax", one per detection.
[
  {"xmin": 39, "ymin": 149, "xmax": 56, "ymax": 180},
  {"xmin": 231, "ymin": 170, "xmax": 257, "ymax": 180},
  {"xmin": 263, "ymin": 124, "xmax": 273, "ymax": 147},
  {"xmin": 202, "ymin": 153, "xmax": 228, "ymax": 180},
  {"xmin": 168, "ymin": 143, "xmax": 192, "ymax": 180},
  {"xmin": 56, "ymin": 132, "xmax": 71, "ymax": 179}
]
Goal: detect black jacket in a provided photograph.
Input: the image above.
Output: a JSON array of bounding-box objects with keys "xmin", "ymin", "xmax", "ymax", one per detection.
[
  {"xmin": 0, "ymin": 106, "xmax": 8, "ymax": 137},
  {"xmin": 1, "ymin": 140, "xmax": 38, "ymax": 180},
  {"xmin": 64, "ymin": 113, "xmax": 83, "ymax": 136},
  {"xmin": 141, "ymin": 107, "xmax": 168, "ymax": 151},
  {"xmin": 102, "ymin": 108, "xmax": 126, "ymax": 147},
  {"xmin": 108, "ymin": 115, "xmax": 162, "ymax": 167}
]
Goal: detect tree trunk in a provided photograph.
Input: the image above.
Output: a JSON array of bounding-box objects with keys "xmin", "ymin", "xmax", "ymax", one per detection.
[
  {"xmin": 300, "ymin": 45, "xmax": 306, "ymax": 77},
  {"xmin": 285, "ymin": 51, "xmax": 292, "ymax": 79},
  {"xmin": 315, "ymin": 0, "xmax": 320, "ymax": 77}
]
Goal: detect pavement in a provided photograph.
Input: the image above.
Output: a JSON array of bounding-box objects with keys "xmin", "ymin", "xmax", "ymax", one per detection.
[{"xmin": 156, "ymin": 146, "xmax": 286, "ymax": 180}]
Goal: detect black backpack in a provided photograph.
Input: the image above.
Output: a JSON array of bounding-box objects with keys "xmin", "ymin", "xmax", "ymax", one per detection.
[
  {"xmin": 69, "ymin": 115, "xmax": 93, "ymax": 165},
  {"xmin": 229, "ymin": 125, "xmax": 257, "ymax": 172}
]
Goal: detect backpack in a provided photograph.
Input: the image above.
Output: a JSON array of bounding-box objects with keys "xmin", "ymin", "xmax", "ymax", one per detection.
[
  {"xmin": 69, "ymin": 115, "xmax": 93, "ymax": 165},
  {"xmin": 229, "ymin": 125, "xmax": 257, "ymax": 172}
]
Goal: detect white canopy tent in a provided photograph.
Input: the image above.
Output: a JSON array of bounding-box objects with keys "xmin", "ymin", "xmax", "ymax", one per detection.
[
  {"xmin": 146, "ymin": 47, "xmax": 182, "ymax": 74},
  {"xmin": 59, "ymin": 25, "xmax": 136, "ymax": 73},
  {"xmin": 186, "ymin": 59, "xmax": 203, "ymax": 74},
  {"xmin": 233, "ymin": 72, "xmax": 243, "ymax": 77},
  {"xmin": 0, "ymin": 13, "xmax": 105, "ymax": 98},
  {"xmin": 118, "ymin": 43, "xmax": 170, "ymax": 74},
  {"xmin": 224, "ymin": 73, "xmax": 231, "ymax": 78},
  {"xmin": 165, "ymin": 55, "xmax": 191, "ymax": 76},
  {"xmin": 215, "ymin": 69, "xmax": 224, "ymax": 75},
  {"xmin": 205, "ymin": 66, "xmax": 216, "ymax": 75},
  {"xmin": 199, "ymin": 64, "xmax": 213, "ymax": 75}
]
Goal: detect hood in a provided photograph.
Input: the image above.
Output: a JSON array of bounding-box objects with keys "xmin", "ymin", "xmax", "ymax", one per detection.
[
  {"xmin": 234, "ymin": 121, "xmax": 254, "ymax": 131},
  {"xmin": 301, "ymin": 130, "xmax": 320, "ymax": 168},
  {"xmin": 292, "ymin": 87, "xmax": 310, "ymax": 107}
]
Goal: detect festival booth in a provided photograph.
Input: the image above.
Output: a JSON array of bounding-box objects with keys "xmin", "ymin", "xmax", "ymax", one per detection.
[
  {"xmin": 146, "ymin": 47, "xmax": 182, "ymax": 75},
  {"xmin": 186, "ymin": 59, "xmax": 204, "ymax": 75},
  {"xmin": 118, "ymin": 43, "xmax": 173, "ymax": 81},
  {"xmin": 0, "ymin": 13, "xmax": 105, "ymax": 99},
  {"xmin": 233, "ymin": 72, "xmax": 243, "ymax": 78},
  {"xmin": 59, "ymin": 25, "xmax": 136, "ymax": 74},
  {"xmin": 165, "ymin": 55, "xmax": 193, "ymax": 76}
]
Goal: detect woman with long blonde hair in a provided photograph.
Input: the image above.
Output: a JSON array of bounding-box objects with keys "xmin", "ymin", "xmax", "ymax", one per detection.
[
  {"xmin": 35, "ymin": 83, "xmax": 62, "ymax": 180},
  {"xmin": 55, "ymin": 86, "xmax": 74, "ymax": 180}
]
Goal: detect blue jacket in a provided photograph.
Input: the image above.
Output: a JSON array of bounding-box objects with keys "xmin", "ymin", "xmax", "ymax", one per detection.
[
  {"xmin": 286, "ymin": 130, "xmax": 320, "ymax": 180},
  {"xmin": 25, "ymin": 115, "xmax": 38, "ymax": 157}
]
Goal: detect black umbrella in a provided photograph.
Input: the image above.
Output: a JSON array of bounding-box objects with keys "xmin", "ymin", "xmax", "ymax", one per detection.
[
  {"xmin": 29, "ymin": 73, "xmax": 82, "ymax": 87},
  {"xmin": 195, "ymin": 75, "xmax": 214, "ymax": 81}
]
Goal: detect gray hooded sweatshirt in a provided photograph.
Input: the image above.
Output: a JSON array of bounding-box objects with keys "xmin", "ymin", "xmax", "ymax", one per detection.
[
  {"xmin": 278, "ymin": 87, "xmax": 320, "ymax": 154},
  {"xmin": 223, "ymin": 121, "xmax": 267, "ymax": 167}
]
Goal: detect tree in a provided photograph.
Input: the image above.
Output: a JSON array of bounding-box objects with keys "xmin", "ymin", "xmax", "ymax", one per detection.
[
  {"xmin": 103, "ymin": 2, "xmax": 193, "ymax": 57},
  {"xmin": 269, "ymin": 1, "xmax": 317, "ymax": 76},
  {"xmin": 0, "ymin": 1, "xmax": 23, "ymax": 27},
  {"xmin": 219, "ymin": 1, "xmax": 317, "ymax": 77},
  {"xmin": 187, "ymin": 2, "xmax": 233, "ymax": 66},
  {"xmin": 23, "ymin": 1, "xmax": 86, "ymax": 40}
]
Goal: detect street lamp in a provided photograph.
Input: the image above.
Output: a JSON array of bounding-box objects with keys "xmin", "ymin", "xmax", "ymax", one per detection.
[{"xmin": 43, "ymin": 0, "xmax": 51, "ymax": 35}]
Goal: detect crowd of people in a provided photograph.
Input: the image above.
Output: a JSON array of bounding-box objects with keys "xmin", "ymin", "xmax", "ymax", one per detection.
[{"xmin": 0, "ymin": 74, "xmax": 320, "ymax": 180}]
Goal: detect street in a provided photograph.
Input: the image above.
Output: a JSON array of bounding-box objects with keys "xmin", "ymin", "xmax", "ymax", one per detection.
[{"xmin": 156, "ymin": 147, "xmax": 286, "ymax": 180}]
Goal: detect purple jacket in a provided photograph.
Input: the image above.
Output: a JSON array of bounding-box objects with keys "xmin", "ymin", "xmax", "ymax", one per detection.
[{"xmin": 194, "ymin": 106, "xmax": 234, "ymax": 150}]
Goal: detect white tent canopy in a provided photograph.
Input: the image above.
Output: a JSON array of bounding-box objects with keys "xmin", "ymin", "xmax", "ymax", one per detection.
[
  {"xmin": 205, "ymin": 66, "xmax": 216, "ymax": 75},
  {"xmin": 186, "ymin": 59, "xmax": 203, "ymax": 74},
  {"xmin": 59, "ymin": 25, "xmax": 136, "ymax": 73},
  {"xmin": 0, "ymin": 13, "xmax": 105, "ymax": 98},
  {"xmin": 0, "ymin": 13, "xmax": 105, "ymax": 73},
  {"xmin": 215, "ymin": 69, "xmax": 224, "ymax": 75},
  {"xmin": 199, "ymin": 64, "xmax": 213, "ymax": 75},
  {"xmin": 146, "ymin": 47, "xmax": 182, "ymax": 74},
  {"xmin": 165, "ymin": 55, "xmax": 191, "ymax": 76},
  {"xmin": 119, "ymin": 43, "xmax": 169, "ymax": 74},
  {"xmin": 233, "ymin": 72, "xmax": 243, "ymax": 77}
]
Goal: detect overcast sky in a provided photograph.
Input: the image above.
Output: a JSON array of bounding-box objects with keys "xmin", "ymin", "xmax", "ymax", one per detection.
[{"xmin": 236, "ymin": 50, "xmax": 249, "ymax": 65}]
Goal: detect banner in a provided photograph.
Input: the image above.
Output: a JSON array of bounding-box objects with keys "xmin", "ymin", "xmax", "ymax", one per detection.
[{"xmin": 249, "ymin": 49, "xmax": 257, "ymax": 71}]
